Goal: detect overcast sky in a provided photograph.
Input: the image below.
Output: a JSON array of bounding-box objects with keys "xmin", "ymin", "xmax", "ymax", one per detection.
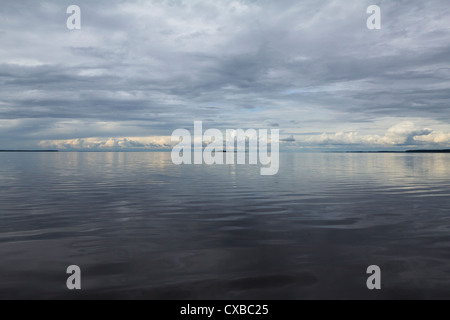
[{"xmin": 0, "ymin": 0, "xmax": 449, "ymax": 151}]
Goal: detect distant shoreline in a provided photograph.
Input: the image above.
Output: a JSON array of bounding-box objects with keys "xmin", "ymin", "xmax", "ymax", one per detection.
[
  {"xmin": 0, "ymin": 149, "xmax": 449, "ymax": 153},
  {"xmin": 346, "ymin": 150, "xmax": 450, "ymax": 153},
  {"xmin": 0, "ymin": 150, "xmax": 59, "ymax": 153}
]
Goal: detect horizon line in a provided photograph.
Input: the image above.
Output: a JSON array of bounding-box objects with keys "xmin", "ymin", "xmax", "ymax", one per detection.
[{"xmin": 2, "ymin": 149, "xmax": 450, "ymax": 153}]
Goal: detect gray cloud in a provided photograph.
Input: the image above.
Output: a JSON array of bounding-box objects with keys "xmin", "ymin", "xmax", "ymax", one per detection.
[
  {"xmin": 0, "ymin": 0, "xmax": 449, "ymax": 150},
  {"xmin": 281, "ymin": 135, "xmax": 296, "ymax": 142}
]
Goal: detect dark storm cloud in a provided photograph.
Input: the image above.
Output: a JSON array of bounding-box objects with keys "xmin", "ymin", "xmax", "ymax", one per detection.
[{"xmin": 0, "ymin": 0, "xmax": 449, "ymax": 149}]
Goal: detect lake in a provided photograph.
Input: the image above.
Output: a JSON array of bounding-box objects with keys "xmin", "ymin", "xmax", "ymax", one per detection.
[{"xmin": 0, "ymin": 152, "xmax": 449, "ymax": 299}]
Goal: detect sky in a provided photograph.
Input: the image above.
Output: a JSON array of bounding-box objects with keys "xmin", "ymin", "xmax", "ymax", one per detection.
[{"xmin": 0, "ymin": 0, "xmax": 449, "ymax": 151}]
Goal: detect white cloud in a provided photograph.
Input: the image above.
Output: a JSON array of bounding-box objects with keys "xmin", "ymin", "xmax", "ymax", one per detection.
[
  {"xmin": 300, "ymin": 122, "xmax": 450, "ymax": 148},
  {"xmin": 414, "ymin": 132, "xmax": 450, "ymax": 145},
  {"xmin": 38, "ymin": 122, "xmax": 450, "ymax": 151},
  {"xmin": 381, "ymin": 122, "xmax": 432, "ymax": 145},
  {"xmin": 39, "ymin": 136, "xmax": 173, "ymax": 150}
]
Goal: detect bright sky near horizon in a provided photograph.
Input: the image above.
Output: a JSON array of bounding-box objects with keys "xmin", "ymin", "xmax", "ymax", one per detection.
[{"xmin": 0, "ymin": 0, "xmax": 449, "ymax": 151}]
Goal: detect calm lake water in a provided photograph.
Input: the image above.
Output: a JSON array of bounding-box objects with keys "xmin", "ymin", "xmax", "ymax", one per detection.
[{"xmin": 0, "ymin": 152, "xmax": 449, "ymax": 299}]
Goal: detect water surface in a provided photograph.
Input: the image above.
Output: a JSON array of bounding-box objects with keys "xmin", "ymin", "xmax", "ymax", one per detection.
[{"xmin": 0, "ymin": 152, "xmax": 449, "ymax": 299}]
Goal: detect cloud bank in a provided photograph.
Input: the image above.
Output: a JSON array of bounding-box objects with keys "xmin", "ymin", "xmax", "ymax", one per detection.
[{"xmin": 38, "ymin": 121, "xmax": 450, "ymax": 151}]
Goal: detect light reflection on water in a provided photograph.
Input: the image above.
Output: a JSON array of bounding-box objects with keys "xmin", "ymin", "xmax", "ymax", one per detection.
[{"xmin": 0, "ymin": 152, "xmax": 449, "ymax": 299}]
